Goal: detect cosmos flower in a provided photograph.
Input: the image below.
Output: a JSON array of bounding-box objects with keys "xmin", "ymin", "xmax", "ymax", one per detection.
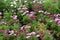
[
  {"xmin": 1, "ymin": 30, "xmax": 7, "ymax": 33},
  {"xmin": 54, "ymin": 18, "xmax": 60, "ymax": 22},
  {"xmin": 9, "ymin": 30, "xmax": 14, "ymax": 35},
  {"xmin": 36, "ymin": 34, "xmax": 40, "ymax": 37},
  {"xmin": 12, "ymin": 15, "xmax": 17, "ymax": 20},
  {"xmin": 57, "ymin": 21, "xmax": 60, "ymax": 26},
  {"xmin": 25, "ymin": 25, "xmax": 31, "ymax": 28},
  {"xmin": 31, "ymin": 32, "xmax": 36, "ymax": 35},
  {"xmin": 15, "ymin": 33, "xmax": 19, "ymax": 37},
  {"xmin": 23, "ymin": 30, "xmax": 28, "ymax": 35},
  {"xmin": 29, "ymin": 14, "xmax": 37, "ymax": 19}
]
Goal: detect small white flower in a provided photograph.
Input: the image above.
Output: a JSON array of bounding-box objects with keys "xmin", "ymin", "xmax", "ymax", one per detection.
[
  {"xmin": 13, "ymin": 1, "xmax": 16, "ymax": 5},
  {"xmin": 14, "ymin": 34, "xmax": 16, "ymax": 36},
  {"xmin": 38, "ymin": 10, "xmax": 44, "ymax": 13},
  {"xmin": 44, "ymin": 11, "xmax": 50, "ymax": 14},
  {"xmin": 11, "ymin": 4, "xmax": 14, "ymax": 7},
  {"xmin": 27, "ymin": 33, "xmax": 31, "ymax": 35},
  {"xmin": 0, "ymin": 12, "xmax": 2, "ymax": 15},
  {"xmin": 22, "ymin": 11, "xmax": 29, "ymax": 16},
  {"xmin": 25, "ymin": 25, "xmax": 31, "ymax": 28},
  {"xmin": 24, "ymin": 1, "xmax": 27, "ymax": 3}
]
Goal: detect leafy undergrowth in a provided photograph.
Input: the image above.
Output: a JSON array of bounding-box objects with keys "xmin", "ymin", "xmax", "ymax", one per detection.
[{"xmin": 0, "ymin": 0, "xmax": 60, "ymax": 40}]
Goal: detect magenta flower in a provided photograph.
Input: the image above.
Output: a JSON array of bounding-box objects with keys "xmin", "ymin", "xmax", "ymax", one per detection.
[
  {"xmin": 33, "ymin": 6, "xmax": 42, "ymax": 9},
  {"xmin": 29, "ymin": 14, "xmax": 37, "ymax": 19},
  {"xmin": 2, "ymin": 30, "xmax": 7, "ymax": 33},
  {"xmin": 15, "ymin": 33, "xmax": 19, "ymax": 37}
]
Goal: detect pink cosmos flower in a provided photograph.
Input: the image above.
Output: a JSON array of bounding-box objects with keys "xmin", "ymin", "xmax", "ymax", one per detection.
[
  {"xmin": 20, "ymin": 27, "xmax": 24, "ymax": 31},
  {"xmin": 29, "ymin": 14, "xmax": 37, "ymax": 19},
  {"xmin": 36, "ymin": 34, "xmax": 40, "ymax": 37},
  {"xmin": 31, "ymin": 32, "xmax": 36, "ymax": 35},
  {"xmin": 12, "ymin": 15, "xmax": 17, "ymax": 20},
  {"xmin": 57, "ymin": 21, "xmax": 60, "ymax": 26},
  {"xmin": 2, "ymin": 30, "xmax": 7, "ymax": 33},
  {"xmin": 15, "ymin": 33, "xmax": 19, "ymax": 37},
  {"xmin": 54, "ymin": 18, "xmax": 60, "ymax": 22},
  {"xmin": 53, "ymin": 14, "xmax": 59, "ymax": 18},
  {"xmin": 23, "ymin": 30, "xmax": 28, "ymax": 35},
  {"xmin": 20, "ymin": 25, "xmax": 25, "ymax": 31},
  {"xmin": 9, "ymin": 30, "xmax": 14, "ymax": 35},
  {"xmin": 30, "ymin": 11, "xmax": 35, "ymax": 14}
]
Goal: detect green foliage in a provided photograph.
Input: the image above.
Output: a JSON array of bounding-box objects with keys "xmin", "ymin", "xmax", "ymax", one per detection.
[
  {"xmin": 44, "ymin": 34, "xmax": 53, "ymax": 40},
  {"xmin": 30, "ymin": 35, "xmax": 38, "ymax": 40},
  {"xmin": 21, "ymin": 15, "xmax": 30, "ymax": 24}
]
